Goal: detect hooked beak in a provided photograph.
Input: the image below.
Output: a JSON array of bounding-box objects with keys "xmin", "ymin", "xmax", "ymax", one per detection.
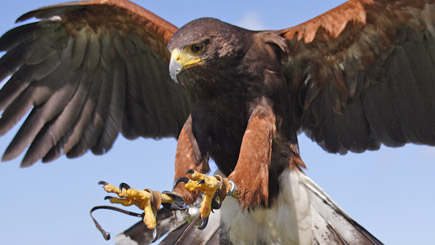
[
  {"xmin": 169, "ymin": 48, "xmax": 202, "ymax": 83},
  {"xmin": 169, "ymin": 57, "xmax": 182, "ymax": 83}
]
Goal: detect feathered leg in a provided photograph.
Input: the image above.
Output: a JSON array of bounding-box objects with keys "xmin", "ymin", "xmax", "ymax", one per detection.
[
  {"xmin": 172, "ymin": 116, "xmax": 210, "ymax": 204},
  {"xmin": 228, "ymin": 98, "xmax": 276, "ymax": 209}
]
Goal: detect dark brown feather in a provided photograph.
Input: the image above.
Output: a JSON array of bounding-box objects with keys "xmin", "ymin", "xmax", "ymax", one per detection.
[
  {"xmin": 39, "ymin": 72, "xmax": 89, "ymax": 163},
  {"xmin": 65, "ymin": 71, "xmax": 103, "ymax": 158},
  {"xmin": 0, "ymin": 0, "xmax": 190, "ymax": 166},
  {"xmin": 280, "ymin": 0, "xmax": 435, "ymax": 154}
]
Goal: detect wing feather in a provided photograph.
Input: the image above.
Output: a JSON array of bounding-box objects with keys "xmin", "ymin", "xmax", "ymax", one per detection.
[
  {"xmin": 65, "ymin": 72, "xmax": 102, "ymax": 158},
  {"xmin": 280, "ymin": 0, "xmax": 435, "ymax": 153},
  {"xmin": 0, "ymin": 37, "xmax": 32, "ymax": 83},
  {"xmin": 93, "ymin": 35, "xmax": 126, "ymax": 155},
  {"xmin": 39, "ymin": 71, "xmax": 89, "ymax": 163},
  {"xmin": 0, "ymin": 0, "xmax": 190, "ymax": 166},
  {"xmin": 0, "ymin": 53, "xmax": 60, "ymax": 111},
  {"xmin": 21, "ymin": 72, "xmax": 82, "ymax": 166},
  {"xmin": 1, "ymin": 37, "xmax": 76, "ymax": 161}
]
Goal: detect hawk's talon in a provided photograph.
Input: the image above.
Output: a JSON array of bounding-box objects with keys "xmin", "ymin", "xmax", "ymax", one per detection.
[
  {"xmin": 98, "ymin": 180, "xmax": 108, "ymax": 186},
  {"xmin": 181, "ymin": 170, "xmax": 225, "ymax": 220},
  {"xmin": 98, "ymin": 182, "xmax": 185, "ymax": 230},
  {"xmin": 198, "ymin": 179, "xmax": 206, "ymax": 185},
  {"xmin": 211, "ymin": 191, "xmax": 222, "ymax": 210},
  {"xmin": 162, "ymin": 191, "xmax": 185, "ymax": 204},
  {"xmin": 151, "ymin": 228, "xmax": 157, "ymax": 243},
  {"xmin": 185, "ymin": 169, "xmax": 195, "ymax": 174},
  {"xmin": 173, "ymin": 176, "xmax": 189, "ymax": 188},
  {"xmin": 198, "ymin": 217, "xmax": 209, "ymax": 230},
  {"xmin": 162, "ymin": 202, "xmax": 186, "ymax": 211},
  {"xmin": 161, "ymin": 191, "xmax": 186, "ymax": 211},
  {"xmin": 119, "ymin": 182, "xmax": 130, "ymax": 190}
]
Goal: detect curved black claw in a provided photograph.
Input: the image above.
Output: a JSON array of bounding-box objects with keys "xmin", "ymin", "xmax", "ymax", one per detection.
[
  {"xmin": 198, "ymin": 217, "xmax": 209, "ymax": 230},
  {"xmin": 162, "ymin": 202, "xmax": 186, "ymax": 211},
  {"xmin": 185, "ymin": 169, "xmax": 195, "ymax": 175},
  {"xmin": 211, "ymin": 198, "xmax": 221, "ymax": 210},
  {"xmin": 162, "ymin": 191, "xmax": 186, "ymax": 211},
  {"xmin": 104, "ymin": 196, "xmax": 113, "ymax": 200},
  {"xmin": 197, "ymin": 180, "xmax": 206, "ymax": 186},
  {"xmin": 211, "ymin": 190, "xmax": 222, "ymax": 209},
  {"xmin": 174, "ymin": 176, "xmax": 189, "ymax": 188},
  {"xmin": 119, "ymin": 182, "xmax": 130, "ymax": 190},
  {"xmin": 98, "ymin": 181, "xmax": 108, "ymax": 186},
  {"xmin": 151, "ymin": 228, "xmax": 158, "ymax": 243}
]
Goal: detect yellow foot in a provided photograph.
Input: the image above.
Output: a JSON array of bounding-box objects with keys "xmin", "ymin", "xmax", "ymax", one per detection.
[
  {"xmin": 175, "ymin": 170, "xmax": 236, "ymax": 221},
  {"xmin": 98, "ymin": 181, "xmax": 185, "ymax": 230}
]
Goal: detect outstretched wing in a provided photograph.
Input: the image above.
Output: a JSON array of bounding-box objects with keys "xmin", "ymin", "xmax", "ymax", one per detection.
[
  {"xmin": 0, "ymin": 0, "xmax": 190, "ymax": 167},
  {"xmin": 280, "ymin": 0, "xmax": 435, "ymax": 154}
]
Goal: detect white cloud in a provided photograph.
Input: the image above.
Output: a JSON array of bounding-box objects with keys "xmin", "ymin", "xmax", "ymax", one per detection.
[{"xmin": 236, "ymin": 11, "xmax": 267, "ymax": 30}]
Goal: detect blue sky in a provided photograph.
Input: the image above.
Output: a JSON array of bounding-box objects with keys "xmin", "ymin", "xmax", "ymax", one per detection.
[{"xmin": 0, "ymin": 1, "xmax": 434, "ymax": 244}]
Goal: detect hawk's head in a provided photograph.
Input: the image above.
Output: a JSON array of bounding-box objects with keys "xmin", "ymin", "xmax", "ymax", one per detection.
[{"xmin": 168, "ymin": 18, "xmax": 251, "ymax": 86}]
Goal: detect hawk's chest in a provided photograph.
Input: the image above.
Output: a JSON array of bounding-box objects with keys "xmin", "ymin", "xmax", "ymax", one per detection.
[{"xmin": 191, "ymin": 96, "xmax": 249, "ymax": 176}]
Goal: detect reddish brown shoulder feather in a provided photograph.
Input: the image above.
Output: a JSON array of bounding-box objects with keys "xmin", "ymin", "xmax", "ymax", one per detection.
[
  {"xmin": 17, "ymin": 0, "xmax": 177, "ymax": 60},
  {"xmin": 279, "ymin": 0, "xmax": 431, "ymax": 43}
]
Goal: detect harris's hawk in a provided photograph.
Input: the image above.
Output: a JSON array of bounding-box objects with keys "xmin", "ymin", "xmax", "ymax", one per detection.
[{"xmin": 0, "ymin": 0, "xmax": 434, "ymax": 244}]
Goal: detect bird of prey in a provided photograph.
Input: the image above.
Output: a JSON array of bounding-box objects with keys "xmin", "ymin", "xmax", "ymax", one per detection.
[{"xmin": 0, "ymin": 0, "xmax": 434, "ymax": 244}]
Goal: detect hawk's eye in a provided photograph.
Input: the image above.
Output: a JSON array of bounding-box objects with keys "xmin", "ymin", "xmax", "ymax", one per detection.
[{"xmin": 190, "ymin": 43, "xmax": 205, "ymax": 54}]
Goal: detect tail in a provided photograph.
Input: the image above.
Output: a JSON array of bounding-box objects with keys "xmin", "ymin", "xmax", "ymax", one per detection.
[
  {"xmin": 300, "ymin": 171, "xmax": 383, "ymax": 244},
  {"xmin": 115, "ymin": 169, "xmax": 382, "ymax": 244}
]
